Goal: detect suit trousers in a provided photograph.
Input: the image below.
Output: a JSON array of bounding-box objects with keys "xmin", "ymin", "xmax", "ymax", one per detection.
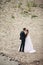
[{"xmin": 19, "ymin": 40, "xmax": 25, "ymax": 52}]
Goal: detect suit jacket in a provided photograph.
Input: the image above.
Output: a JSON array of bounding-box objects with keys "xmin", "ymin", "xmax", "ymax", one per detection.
[{"xmin": 20, "ymin": 31, "xmax": 26, "ymax": 41}]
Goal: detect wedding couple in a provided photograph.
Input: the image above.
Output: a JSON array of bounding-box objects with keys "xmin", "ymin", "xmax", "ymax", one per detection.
[{"xmin": 19, "ymin": 28, "xmax": 36, "ymax": 53}]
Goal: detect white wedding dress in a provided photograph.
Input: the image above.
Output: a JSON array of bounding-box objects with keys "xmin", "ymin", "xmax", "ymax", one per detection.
[{"xmin": 24, "ymin": 34, "xmax": 36, "ymax": 53}]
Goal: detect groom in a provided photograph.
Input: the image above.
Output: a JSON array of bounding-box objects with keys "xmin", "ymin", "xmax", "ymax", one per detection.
[{"xmin": 19, "ymin": 28, "xmax": 27, "ymax": 52}]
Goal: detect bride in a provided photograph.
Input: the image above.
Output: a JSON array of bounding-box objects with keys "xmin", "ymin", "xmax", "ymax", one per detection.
[{"xmin": 24, "ymin": 30, "xmax": 36, "ymax": 53}]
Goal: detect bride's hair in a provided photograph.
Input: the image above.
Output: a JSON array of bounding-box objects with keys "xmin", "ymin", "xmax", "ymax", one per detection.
[
  {"xmin": 26, "ymin": 30, "xmax": 29, "ymax": 35},
  {"xmin": 27, "ymin": 30, "xmax": 29, "ymax": 33}
]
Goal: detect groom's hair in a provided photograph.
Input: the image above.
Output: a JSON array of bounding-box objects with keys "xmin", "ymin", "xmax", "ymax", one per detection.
[{"xmin": 23, "ymin": 28, "xmax": 26, "ymax": 31}]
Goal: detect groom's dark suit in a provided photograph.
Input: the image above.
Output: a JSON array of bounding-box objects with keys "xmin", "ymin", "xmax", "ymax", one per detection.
[{"xmin": 19, "ymin": 31, "xmax": 26, "ymax": 52}]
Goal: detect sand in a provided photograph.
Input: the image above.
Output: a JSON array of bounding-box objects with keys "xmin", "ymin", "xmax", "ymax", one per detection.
[{"xmin": 0, "ymin": 0, "xmax": 43, "ymax": 65}]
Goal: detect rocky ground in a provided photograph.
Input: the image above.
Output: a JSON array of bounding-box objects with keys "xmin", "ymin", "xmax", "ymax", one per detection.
[
  {"xmin": 0, "ymin": 52, "xmax": 18, "ymax": 65},
  {"xmin": 0, "ymin": 52, "xmax": 43, "ymax": 65}
]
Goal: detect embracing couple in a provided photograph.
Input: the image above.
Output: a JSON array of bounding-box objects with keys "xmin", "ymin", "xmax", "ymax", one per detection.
[{"xmin": 19, "ymin": 28, "xmax": 36, "ymax": 53}]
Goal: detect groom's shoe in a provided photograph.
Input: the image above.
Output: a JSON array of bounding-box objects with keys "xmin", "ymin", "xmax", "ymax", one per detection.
[
  {"xmin": 19, "ymin": 50, "xmax": 21, "ymax": 52},
  {"xmin": 22, "ymin": 50, "xmax": 24, "ymax": 52},
  {"xmin": 22, "ymin": 51, "xmax": 24, "ymax": 52}
]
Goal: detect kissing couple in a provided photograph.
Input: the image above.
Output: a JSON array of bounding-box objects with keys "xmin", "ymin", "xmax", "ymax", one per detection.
[{"xmin": 19, "ymin": 28, "xmax": 36, "ymax": 53}]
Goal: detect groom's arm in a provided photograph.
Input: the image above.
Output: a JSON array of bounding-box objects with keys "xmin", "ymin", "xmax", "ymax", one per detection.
[
  {"xmin": 25, "ymin": 34, "xmax": 27, "ymax": 38},
  {"xmin": 20, "ymin": 32, "xmax": 23, "ymax": 40}
]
